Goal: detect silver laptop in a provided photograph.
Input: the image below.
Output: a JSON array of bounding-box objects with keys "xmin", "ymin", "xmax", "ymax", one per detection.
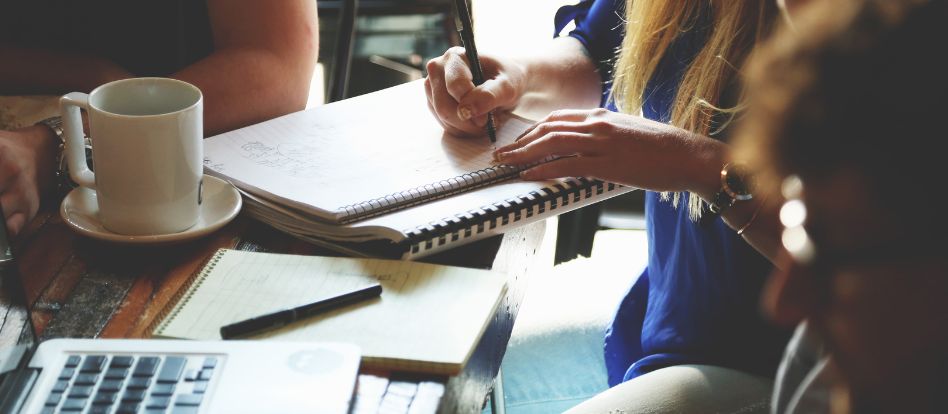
[{"xmin": 0, "ymin": 212, "xmax": 362, "ymax": 414}]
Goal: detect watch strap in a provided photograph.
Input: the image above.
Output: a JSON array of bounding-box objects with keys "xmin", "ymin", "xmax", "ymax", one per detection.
[
  {"xmin": 38, "ymin": 116, "xmax": 64, "ymax": 139},
  {"xmin": 709, "ymin": 190, "xmax": 735, "ymax": 214}
]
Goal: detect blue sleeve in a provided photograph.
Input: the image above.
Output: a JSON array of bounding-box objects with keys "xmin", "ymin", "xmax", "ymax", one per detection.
[{"xmin": 553, "ymin": 0, "xmax": 625, "ymax": 93}]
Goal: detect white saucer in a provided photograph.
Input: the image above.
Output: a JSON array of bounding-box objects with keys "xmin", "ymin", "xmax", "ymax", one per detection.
[{"xmin": 60, "ymin": 175, "xmax": 242, "ymax": 245}]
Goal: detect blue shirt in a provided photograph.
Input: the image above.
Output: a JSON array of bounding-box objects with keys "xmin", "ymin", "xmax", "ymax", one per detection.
[{"xmin": 556, "ymin": 0, "xmax": 788, "ymax": 387}]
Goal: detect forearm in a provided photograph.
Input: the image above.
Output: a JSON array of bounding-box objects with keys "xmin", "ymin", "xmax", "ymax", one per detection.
[
  {"xmin": 516, "ymin": 37, "xmax": 603, "ymax": 114},
  {"xmin": 13, "ymin": 124, "xmax": 57, "ymax": 189},
  {"xmin": 0, "ymin": 124, "xmax": 58, "ymax": 235},
  {"xmin": 172, "ymin": 48, "xmax": 314, "ymax": 136},
  {"xmin": 0, "ymin": 45, "xmax": 131, "ymax": 94},
  {"xmin": 685, "ymin": 138, "xmax": 784, "ymax": 263},
  {"xmin": 188, "ymin": 0, "xmax": 317, "ymax": 136},
  {"xmin": 726, "ymin": 199, "xmax": 784, "ymax": 264}
]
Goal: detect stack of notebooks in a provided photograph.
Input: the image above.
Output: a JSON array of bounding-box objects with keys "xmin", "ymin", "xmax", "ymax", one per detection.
[{"xmin": 203, "ymin": 80, "xmax": 632, "ymax": 259}]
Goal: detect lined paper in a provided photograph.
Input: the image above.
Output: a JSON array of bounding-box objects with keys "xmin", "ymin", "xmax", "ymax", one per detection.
[
  {"xmin": 154, "ymin": 249, "xmax": 507, "ymax": 374},
  {"xmin": 157, "ymin": 252, "xmax": 379, "ymax": 337}
]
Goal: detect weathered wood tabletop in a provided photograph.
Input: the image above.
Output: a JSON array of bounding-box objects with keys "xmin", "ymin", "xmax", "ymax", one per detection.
[{"xmin": 11, "ymin": 205, "xmax": 548, "ymax": 414}]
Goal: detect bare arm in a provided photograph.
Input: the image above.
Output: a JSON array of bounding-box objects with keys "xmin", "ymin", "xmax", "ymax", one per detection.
[
  {"xmin": 686, "ymin": 150, "xmax": 785, "ymax": 264},
  {"xmin": 0, "ymin": 46, "xmax": 131, "ymax": 94},
  {"xmin": 178, "ymin": 0, "xmax": 318, "ymax": 135},
  {"xmin": 515, "ymin": 37, "xmax": 604, "ymax": 117},
  {"xmin": 0, "ymin": 0, "xmax": 318, "ymax": 135},
  {"xmin": 493, "ymin": 108, "xmax": 786, "ymax": 264}
]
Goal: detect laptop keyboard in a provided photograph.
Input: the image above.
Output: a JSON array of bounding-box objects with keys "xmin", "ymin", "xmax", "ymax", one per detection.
[
  {"xmin": 42, "ymin": 353, "xmax": 218, "ymax": 414},
  {"xmin": 353, "ymin": 375, "xmax": 444, "ymax": 414}
]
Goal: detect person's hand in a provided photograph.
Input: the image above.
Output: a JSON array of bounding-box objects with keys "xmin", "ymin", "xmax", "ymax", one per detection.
[
  {"xmin": 492, "ymin": 109, "xmax": 727, "ymax": 194},
  {"xmin": 0, "ymin": 126, "xmax": 57, "ymax": 237},
  {"xmin": 424, "ymin": 47, "xmax": 526, "ymax": 137}
]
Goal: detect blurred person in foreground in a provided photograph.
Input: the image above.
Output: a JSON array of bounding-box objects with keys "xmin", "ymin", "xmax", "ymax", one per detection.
[{"xmin": 734, "ymin": 0, "xmax": 948, "ymax": 412}]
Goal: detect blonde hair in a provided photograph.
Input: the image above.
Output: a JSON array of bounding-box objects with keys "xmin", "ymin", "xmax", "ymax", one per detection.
[{"xmin": 611, "ymin": 0, "xmax": 777, "ymax": 220}]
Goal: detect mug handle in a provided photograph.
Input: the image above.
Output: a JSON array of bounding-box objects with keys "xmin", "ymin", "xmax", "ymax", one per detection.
[{"xmin": 60, "ymin": 92, "xmax": 95, "ymax": 189}]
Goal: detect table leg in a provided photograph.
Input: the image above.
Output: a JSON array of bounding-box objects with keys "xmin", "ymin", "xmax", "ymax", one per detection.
[{"xmin": 489, "ymin": 368, "xmax": 506, "ymax": 414}]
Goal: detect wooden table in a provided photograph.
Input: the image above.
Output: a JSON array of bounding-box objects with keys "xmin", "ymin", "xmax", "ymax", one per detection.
[{"xmin": 11, "ymin": 204, "xmax": 549, "ymax": 414}]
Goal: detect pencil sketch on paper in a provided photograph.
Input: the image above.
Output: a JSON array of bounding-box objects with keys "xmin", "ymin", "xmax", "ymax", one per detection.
[{"xmin": 234, "ymin": 140, "xmax": 323, "ymax": 179}]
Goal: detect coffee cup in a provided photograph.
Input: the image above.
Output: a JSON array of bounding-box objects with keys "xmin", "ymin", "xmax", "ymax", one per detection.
[{"xmin": 61, "ymin": 77, "xmax": 203, "ymax": 236}]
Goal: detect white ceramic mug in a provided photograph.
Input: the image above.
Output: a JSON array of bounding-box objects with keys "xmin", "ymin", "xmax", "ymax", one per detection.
[{"xmin": 61, "ymin": 77, "xmax": 203, "ymax": 235}]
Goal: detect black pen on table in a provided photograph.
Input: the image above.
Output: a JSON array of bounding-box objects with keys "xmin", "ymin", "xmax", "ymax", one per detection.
[
  {"xmin": 219, "ymin": 282, "xmax": 382, "ymax": 339},
  {"xmin": 454, "ymin": 0, "xmax": 497, "ymax": 144}
]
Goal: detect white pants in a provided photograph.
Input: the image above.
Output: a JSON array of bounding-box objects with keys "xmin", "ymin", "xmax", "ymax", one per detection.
[{"xmin": 564, "ymin": 365, "xmax": 773, "ymax": 414}]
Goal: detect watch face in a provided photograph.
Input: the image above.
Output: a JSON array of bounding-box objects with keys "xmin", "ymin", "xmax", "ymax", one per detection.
[{"xmin": 724, "ymin": 163, "xmax": 753, "ymax": 200}]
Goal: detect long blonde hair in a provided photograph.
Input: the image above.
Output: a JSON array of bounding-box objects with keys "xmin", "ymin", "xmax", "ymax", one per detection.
[{"xmin": 611, "ymin": 0, "xmax": 777, "ymax": 220}]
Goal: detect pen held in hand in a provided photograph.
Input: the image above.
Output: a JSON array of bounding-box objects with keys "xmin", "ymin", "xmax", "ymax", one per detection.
[
  {"xmin": 219, "ymin": 282, "xmax": 383, "ymax": 339},
  {"xmin": 454, "ymin": 0, "xmax": 497, "ymax": 143}
]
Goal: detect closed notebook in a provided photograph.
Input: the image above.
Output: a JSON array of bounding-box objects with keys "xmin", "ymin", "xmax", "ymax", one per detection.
[
  {"xmin": 151, "ymin": 249, "xmax": 507, "ymax": 375},
  {"xmin": 203, "ymin": 80, "xmax": 633, "ymax": 259}
]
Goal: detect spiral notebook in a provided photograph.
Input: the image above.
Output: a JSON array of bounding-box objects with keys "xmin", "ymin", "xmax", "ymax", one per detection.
[
  {"xmin": 203, "ymin": 81, "xmax": 633, "ymax": 258},
  {"xmin": 150, "ymin": 249, "xmax": 507, "ymax": 375}
]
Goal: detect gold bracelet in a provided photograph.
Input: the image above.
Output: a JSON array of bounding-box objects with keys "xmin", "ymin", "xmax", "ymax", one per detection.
[{"xmin": 737, "ymin": 196, "xmax": 767, "ymax": 236}]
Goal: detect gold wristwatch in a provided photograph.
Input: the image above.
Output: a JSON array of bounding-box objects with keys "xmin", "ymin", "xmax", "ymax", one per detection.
[{"xmin": 708, "ymin": 161, "xmax": 754, "ymax": 214}]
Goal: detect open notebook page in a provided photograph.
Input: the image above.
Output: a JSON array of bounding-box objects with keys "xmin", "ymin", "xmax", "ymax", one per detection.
[
  {"xmin": 153, "ymin": 250, "xmax": 507, "ymax": 374},
  {"xmin": 203, "ymin": 80, "xmax": 534, "ymax": 224}
]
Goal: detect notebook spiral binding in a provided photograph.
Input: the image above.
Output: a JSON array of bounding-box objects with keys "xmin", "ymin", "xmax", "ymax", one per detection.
[
  {"xmin": 337, "ymin": 164, "xmax": 523, "ymax": 224},
  {"xmin": 403, "ymin": 178, "xmax": 620, "ymax": 255},
  {"xmin": 149, "ymin": 249, "xmax": 227, "ymax": 336}
]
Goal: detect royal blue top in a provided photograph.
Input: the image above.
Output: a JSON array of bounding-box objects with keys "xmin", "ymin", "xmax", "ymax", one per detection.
[{"xmin": 555, "ymin": 0, "xmax": 788, "ymax": 387}]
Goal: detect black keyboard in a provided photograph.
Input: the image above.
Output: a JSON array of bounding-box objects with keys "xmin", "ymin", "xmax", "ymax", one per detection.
[{"xmin": 42, "ymin": 353, "xmax": 219, "ymax": 414}]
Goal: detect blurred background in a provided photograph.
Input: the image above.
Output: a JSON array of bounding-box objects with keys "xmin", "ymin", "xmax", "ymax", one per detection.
[{"xmin": 312, "ymin": 1, "xmax": 566, "ymax": 104}]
